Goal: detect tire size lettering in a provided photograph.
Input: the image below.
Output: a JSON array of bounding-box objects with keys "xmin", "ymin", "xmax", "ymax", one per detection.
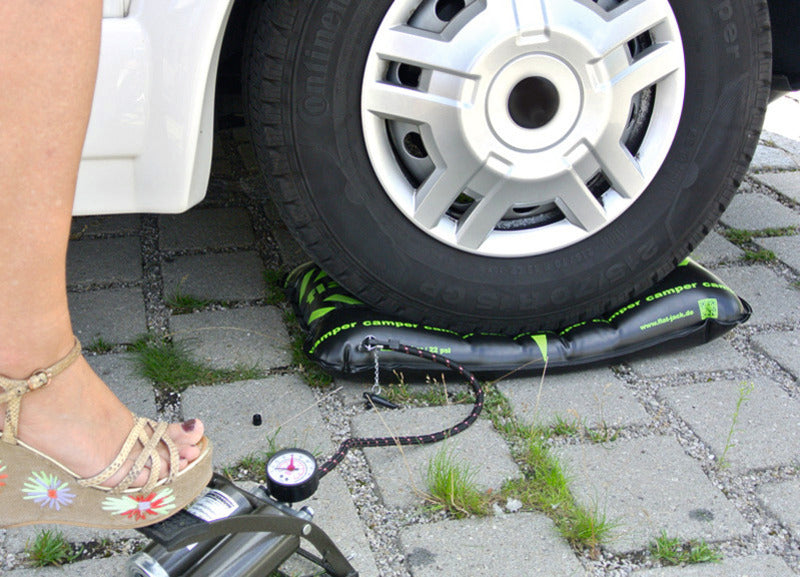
[{"xmin": 714, "ymin": 0, "xmax": 740, "ymax": 59}]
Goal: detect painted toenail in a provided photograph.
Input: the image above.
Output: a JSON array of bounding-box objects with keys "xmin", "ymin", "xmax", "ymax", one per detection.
[{"xmin": 182, "ymin": 419, "xmax": 197, "ymax": 432}]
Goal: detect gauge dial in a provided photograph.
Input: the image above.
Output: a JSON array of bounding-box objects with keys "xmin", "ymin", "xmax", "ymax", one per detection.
[{"xmin": 266, "ymin": 449, "xmax": 319, "ymax": 503}]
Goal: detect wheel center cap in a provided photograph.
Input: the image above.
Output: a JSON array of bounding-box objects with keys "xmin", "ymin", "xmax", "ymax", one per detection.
[
  {"xmin": 508, "ymin": 76, "xmax": 560, "ymax": 129},
  {"xmin": 485, "ymin": 54, "xmax": 582, "ymax": 152}
]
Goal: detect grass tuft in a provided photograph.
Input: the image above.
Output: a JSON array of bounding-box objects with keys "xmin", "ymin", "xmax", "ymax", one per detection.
[
  {"xmin": 84, "ymin": 337, "xmax": 115, "ymax": 354},
  {"xmin": 222, "ymin": 430, "xmax": 285, "ymax": 482},
  {"xmin": 742, "ymin": 249, "xmax": 777, "ymax": 263},
  {"xmin": 723, "ymin": 226, "xmax": 797, "ymax": 246},
  {"xmin": 549, "ymin": 415, "xmax": 619, "ymax": 444},
  {"xmin": 425, "ymin": 446, "xmax": 491, "ymax": 518},
  {"xmin": 26, "ymin": 530, "xmax": 82, "ymax": 567},
  {"xmin": 166, "ymin": 290, "xmax": 212, "ymax": 314},
  {"xmin": 382, "ymin": 372, "xmax": 472, "ymax": 407},
  {"xmin": 132, "ymin": 335, "xmax": 263, "ymax": 392},
  {"xmin": 649, "ymin": 530, "xmax": 722, "ymax": 565}
]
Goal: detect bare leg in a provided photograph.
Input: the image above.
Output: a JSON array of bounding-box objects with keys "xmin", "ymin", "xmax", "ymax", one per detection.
[{"xmin": 0, "ymin": 2, "xmax": 203, "ymax": 486}]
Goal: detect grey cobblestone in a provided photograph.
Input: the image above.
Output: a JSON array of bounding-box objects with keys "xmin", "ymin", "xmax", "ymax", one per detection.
[
  {"xmin": 499, "ymin": 367, "xmax": 650, "ymax": 429},
  {"xmin": 158, "ymin": 207, "xmax": 254, "ymax": 251},
  {"xmin": 169, "ymin": 306, "xmax": 291, "ymax": 369},
  {"xmin": 755, "ymin": 235, "xmax": 800, "ymax": 274},
  {"xmin": 161, "ymin": 251, "xmax": 266, "ymax": 302},
  {"xmin": 627, "ymin": 336, "xmax": 749, "ymax": 378},
  {"xmin": 754, "ymin": 171, "xmax": 800, "ymax": 204},
  {"xmin": 691, "ymin": 232, "xmax": 745, "ymax": 266},
  {"xmin": 661, "ymin": 378, "xmax": 800, "ymax": 473},
  {"xmin": 182, "ymin": 375, "xmax": 333, "ymax": 468},
  {"xmin": 750, "ymin": 144, "xmax": 800, "ymax": 172},
  {"xmin": 69, "ymin": 287, "xmax": 147, "ymax": 344},
  {"xmin": 758, "ymin": 480, "xmax": 800, "ymax": 537},
  {"xmin": 400, "ymin": 513, "xmax": 585, "ymax": 576},
  {"xmin": 3, "ymin": 556, "xmax": 130, "ymax": 577},
  {"xmin": 719, "ymin": 193, "xmax": 800, "ymax": 231},
  {"xmin": 71, "ymin": 214, "xmax": 142, "ymax": 237},
  {"xmin": 67, "ymin": 237, "xmax": 142, "ymax": 286},
  {"xmin": 632, "ymin": 555, "xmax": 796, "ymax": 577},
  {"xmin": 557, "ymin": 436, "xmax": 751, "ymax": 554},
  {"xmin": 710, "ymin": 265, "xmax": 800, "ymax": 326},
  {"xmin": 751, "ymin": 331, "xmax": 800, "ymax": 379},
  {"xmin": 84, "ymin": 353, "xmax": 158, "ymax": 419}
]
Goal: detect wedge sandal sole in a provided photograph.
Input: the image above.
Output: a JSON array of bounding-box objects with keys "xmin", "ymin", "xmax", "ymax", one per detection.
[{"xmin": 0, "ymin": 437, "xmax": 212, "ymax": 529}]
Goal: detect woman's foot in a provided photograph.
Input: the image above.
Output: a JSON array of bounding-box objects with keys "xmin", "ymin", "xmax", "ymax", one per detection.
[{"xmin": 0, "ymin": 354, "xmax": 205, "ymax": 489}]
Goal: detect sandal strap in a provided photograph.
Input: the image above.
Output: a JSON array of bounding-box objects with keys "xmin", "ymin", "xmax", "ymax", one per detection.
[
  {"xmin": 0, "ymin": 338, "xmax": 82, "ymax": 444},
  {"xmin": 78, "ymin": 417, "xmax": 180, "ymax": 494}
]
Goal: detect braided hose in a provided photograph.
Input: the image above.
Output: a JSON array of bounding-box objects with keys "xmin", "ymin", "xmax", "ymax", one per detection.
[{"xmin": 318, "ymin": 337, "xmax": 484, "ymax": 478}]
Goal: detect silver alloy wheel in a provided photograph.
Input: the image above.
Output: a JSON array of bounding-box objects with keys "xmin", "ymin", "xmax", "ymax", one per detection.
[{"xmin": 361, "ymin": 0, "xmax": 685, "ymax": 257}]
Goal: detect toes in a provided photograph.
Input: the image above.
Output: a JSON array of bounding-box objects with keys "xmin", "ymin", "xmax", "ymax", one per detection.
[
  {"xmin": 168, "ymin": 419, "xmax": 205, "ymax": 447},
  {"xmin": 178, "ymin": 443, "xmax": 201, "ymax": 464}
]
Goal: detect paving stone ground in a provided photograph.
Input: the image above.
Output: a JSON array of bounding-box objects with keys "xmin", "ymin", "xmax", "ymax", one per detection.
[{"xmin": 2, "ymin": 97, "xmax": 800, "ymax": 577}]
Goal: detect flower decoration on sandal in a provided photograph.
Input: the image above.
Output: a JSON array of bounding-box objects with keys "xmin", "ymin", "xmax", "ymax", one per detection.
[
  {"xmin": 22, "ymin": 471, "xmax": 76, "ymax": 510},
  {"xmin": 102, "ymin": 488, "xmax": 176, "ymax": 521}
]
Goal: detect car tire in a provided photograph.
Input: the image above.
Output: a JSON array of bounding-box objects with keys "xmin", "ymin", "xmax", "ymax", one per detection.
[{"xmin": 246, "ymin": 0, "xmax": 771, "ymax": 333}]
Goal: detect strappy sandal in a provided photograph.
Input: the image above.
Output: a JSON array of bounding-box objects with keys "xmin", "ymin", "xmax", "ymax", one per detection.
[{"xmin": 0, "ymin": 338, "xmax": 212, "ymax": 529}]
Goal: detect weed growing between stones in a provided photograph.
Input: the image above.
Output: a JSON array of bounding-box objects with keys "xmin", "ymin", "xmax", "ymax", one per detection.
[
  {"xmin": 382, "ymin": 371, "xmax": 473, "ymax": 407},
  {"xmin": 132, "ymin": 334, "xmax": 263, "ymax": 392},
  {"xmin": 718, "ymin": 382, "xmax": 755, "ymax": 469},
  {"xmin": 649, "ymin": 530, "xmax": 722, "ymax": 565},
  {"xmin": 25, "ymin": 530, "xmax": 82, "ymax": 568},
  {"xmin": 84, "ymin": 337, "xmax": 116, "ymax": 354},
  {"xmin": 549, "ymin": 414, "xmax": 619, "ymax": 444},
  {"xmin": 551, "ymin": 414, "xmax": 583, "ymax": 437},
  {"xmin": 723, "ymin": 226, "xmax": 798, "ymax": 245},
  {"xmin": 742, "ymin": 249, "xmax": 777, "ymax": 263},
  {"xmin": 165, "ymin": 280, "xmax": 213, "ymax": 313},
  {"xmin": 424, "ymin": 446, "xmax": 491, "ymax": 519}
]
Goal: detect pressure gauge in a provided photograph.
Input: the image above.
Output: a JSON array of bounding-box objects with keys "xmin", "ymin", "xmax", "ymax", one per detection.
[{"xmin": 265, "ymin": 448, "xmax": 319, "ymax": 503}]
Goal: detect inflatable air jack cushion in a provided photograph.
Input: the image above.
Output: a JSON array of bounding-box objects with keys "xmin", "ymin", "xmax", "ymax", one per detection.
[{"xmin": 286, "ymin": 260, "xmax": 751, "ymax": 375}]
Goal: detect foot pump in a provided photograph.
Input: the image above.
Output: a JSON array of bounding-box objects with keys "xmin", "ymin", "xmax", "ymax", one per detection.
[
  {"xmin": 128, "ymin": 469, "xmax": 356, "ymax": 577},
  {"xmin": 128, "ymin": 338, "xmax": 484, "ymax": 576}
]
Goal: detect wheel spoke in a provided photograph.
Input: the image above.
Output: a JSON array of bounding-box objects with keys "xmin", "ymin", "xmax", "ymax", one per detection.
[
  {"xmin": 414, "ymin": 167, "xmax": 475, "ymax": 229},
  {"xmin": 612, "ymin": 41, "xmax": 684, "ymax": 100},
  {"xmin": 554, "ymin": 170, "xmax": 609, "ymax": 233},
  {"xmin": 595, "ymin": 0, "xmax": 676, "ymax": 57},
  {"xmin": 413, "ymin": 140, "xmax": 489, "ymax": 228},
  {"xmin": 369, "ymin": 24, "xmax": 476, "ymax": 76},
  {"xmin": 593, "ymin": 133, "xmax": 647, "ymax": 199},
  {"xmin": 509, "ymin": 0, "xmax": 549, "ymax": 43},
  {"xmin": 453, "ymin": 157, "xmax": 515, "ymax": 250},
  {"xmin": 362, "ymin": 80, "xmax": 461, "ymax": 126}
]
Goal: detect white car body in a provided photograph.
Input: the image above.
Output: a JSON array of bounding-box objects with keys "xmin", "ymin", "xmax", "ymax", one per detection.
[{"xmin": 75, "ymin": 0, "xmax": 232, "ymax": 215}]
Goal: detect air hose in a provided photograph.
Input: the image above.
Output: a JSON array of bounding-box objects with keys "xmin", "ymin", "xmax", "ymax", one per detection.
[{"xmin": 318, "ymin": 336, "xmax": 485, "ymax": 478}]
